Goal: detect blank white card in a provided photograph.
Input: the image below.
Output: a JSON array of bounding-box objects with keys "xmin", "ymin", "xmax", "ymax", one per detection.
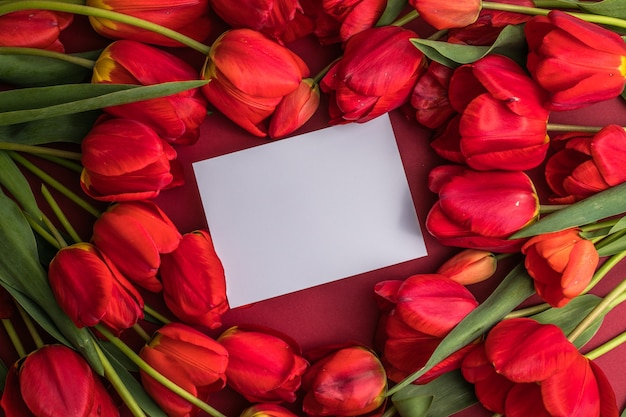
[{"xmin": 193, "ymin": 114, "xmax": 427, "ymax": 308}]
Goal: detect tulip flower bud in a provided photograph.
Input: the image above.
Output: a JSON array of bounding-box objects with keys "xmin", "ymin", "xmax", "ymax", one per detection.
[
  {"xmin": 48, "ymin": 243, "xmax": 144, "ymax": 334},
  {"xmin": 0, "ymin": 10, "xmax": 73, "ymax": 52},
  {"xmin": 436, "ymin": 249, "xmax": 496, "ymax": 285},
  {"xmin": 218, "ymin": 326, "xmax": 309, "ymax": 403},
  {"xmin": 302, "ymin": 346, "xmax": 387, "ymax": 416},
  {"xmin": 92, "ymin": 200, "xmax": 182, "ymax": 292},
  {"xmin": 80, "ymin": 117, "xmax": 182, "ymax": 202},
  {"xmin": 1, "ymin": 345, "xmax": 119, "ymax": 417},
  {"xmin": 240, "ymin": 404, "xmax": 298, "ymax": 417},
  {"xmin": 160, "ymin": 230, "xmax": 229, "ymax": 329},
  {"xmin": 408, "ymin": 0, "xmax": 481, "ymax": 29},
  {"xmin": 140, "ymin": 323, "xmax": 229, "ymax": 417},
  {"xmin": 92, "ymin": 40, "xmax": 208, "ymax": 145},
  {"xmin": 85, "ymin": 0, "xmax": 212, "ymax": 47},
  {"xmin": 411, "ymin": 61, "xmax": 455, "ymax": 129},
  {"xmin": 269, "ymin": 78, "xmax": 320, "ymax": 138}
]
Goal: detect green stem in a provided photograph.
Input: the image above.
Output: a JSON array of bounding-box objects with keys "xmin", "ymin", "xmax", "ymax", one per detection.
[
  {"xmin": 36, "ymin": 154, "xmax": 84, "ymax": 174},
  {"xmin": 132, "ymin": 323, "xmax": 151, "ymax": 343},
  {"xmin": 584, "ymin": 251, "xmax": 626, "ymax": 293},
  {"xmin": 41, "ymin": 184, "xmax": 83, "ymax": 244},
  {"xmin": 16, "ymin": 304, "xmax": 44, "ymax": 349},
  {"xmin": 532, "ymin": 0, "xmax": 578, "ymax": 7},
  {"xmin": 143, "ymin": 305, "xmax": 172, "ymax": 325},
  {"xmin": 581, "ymin": 218, "xmax": 620, "ymax": 233},
  {"xmin": 504, "ymin": 302, "xmax": 551, "ymax": 319},
  {"xmin": 0, "ymin": 143, "xmax": 82, "ymax": 160},
  {"xmin": 41, "ymin": 212, "xmax": 68, "ymax": 248},
  {"xmin": 94, "ymin": 343, "xmax": 147, "ymax": 417},
  {"xmin": 2, "ymin": 318, "xmax": 26, "ymax": 357},
  {"xmin": 0, "ymin": 46, "xmax": 95, "ymax": 68},
  {"xmin": 585, "ymin": 330, "xmax": 626, "ymax": 360},
  {"xmin": 95, "ymin": 325, "xmax": 227, "ymax": 417},
  {"xmin": 390, "ymin": 9, "xmax": 419, "ymax": 27},
  {"xmin": 381, "ymin": 405, "xmax": 397, "ymax": 417},
  {"xmin": 546, "ymin": 123, "xmax": 607, "ymax": 133},
  {"xmin": 0, "ymin": 1, "xmax": 211, "ymax": 55},
  {"xmin": 24, "ymin": 212, "xmax": 61, "ymax": 250},
  {"xmin": 9, "ymin": 151, "xmax": 101, "ymax": 218},
  {"xmin": 313, "ymin": 57, "xmax": 340, "ymax": 84},
  {"xmin": 482, "ymin": 1, "xmax": 626, "ymax": 29}
]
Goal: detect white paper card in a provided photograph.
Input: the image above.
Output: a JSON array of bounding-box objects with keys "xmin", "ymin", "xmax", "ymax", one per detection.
[{"xmin": 193, "ymin": 114, "xmax": 427, "ymax": 307}]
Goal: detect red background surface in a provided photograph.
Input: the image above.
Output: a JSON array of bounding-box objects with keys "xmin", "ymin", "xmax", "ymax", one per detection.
[{"xmin": 2, "ymin": 14, "xmax": 626, "ymax": 417}]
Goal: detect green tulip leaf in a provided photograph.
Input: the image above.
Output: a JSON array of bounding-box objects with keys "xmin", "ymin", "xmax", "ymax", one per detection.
[
  {"xmin": 410, "ymin": 24, "xmax": 527, "ymax": 68},
  {"xmin": 609, "ymin": 216, "xmax": 626, "ymax": 234},
  {"xmin": 0, "ymin": 151, "xmax": 42, "ymax": 219},
  {"xmin": 0, "ymin": 189, "xmax": 102, "ymax": 373},
  {"xmin": 510, "ymin": 182, "xmax": 626, "ymax": 238},
  {"xmin": 596, "ymin": 236, "xmax": 626, "ymax": 257},
  {"xmin": 388, "ymin": 263, "xmax": 535, "ymax": 394},
  {"xmin": 0, "ymin": 49, "xmax": 101, "ymax": 87},
  {"xmin": 0, "ymin": 110, "xmax": 101, "ymax": 145},
  {"xmin": 0, "ymin": 80, "xmax": 209, "ymax": 126},
  {"xmin": 531, "ymin": 294, "xmax": 604, "ymax": 349},
  {"xmin": 393, "ymin": 371, "xmax": 476, "ymax": 417},
  {"xmin": 578, "ymin": 0, "xmax": 626, "ymax": 19},
  {"xmin": 376, "ymin": 0, "xmax": 409, "ymax": 26}
]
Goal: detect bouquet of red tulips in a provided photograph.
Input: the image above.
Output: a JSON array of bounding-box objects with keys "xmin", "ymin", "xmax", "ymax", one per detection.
[{"xmin": 2, "ymin": 1, "xmax": 626, "ymax": 416}]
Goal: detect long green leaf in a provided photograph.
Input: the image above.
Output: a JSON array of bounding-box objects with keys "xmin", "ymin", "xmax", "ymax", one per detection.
[
  {"xmin": 0, "ymin": 80, "xmax": 209, "ymax": 126},
  {"xmin": 0, "ymin": 150, "xmax": 42, "ymax": 218},
  {"xmin": 376, "ymin": 0, "xmax": 409, "ymax": 26},
  {"xmin": 410, "ymin": 24, "xmax": 527, "ymax": 68},
  {"xmin": 579, "ymin": 0, "xmax": 626, "ymax": 19},
  {"xmin": 511, "ymin": 182, "xmax": 626, "ymax": 238},
  {"xmin": 0, "ymin": 189, "xmax": 102, "ymax": 373},
  {"xmin": 388, "ymin": 263, "xmax": 535, "ymax": 394},
  {"xmin": 393, "ymin": 371, "xmax": 476, "ymax": 417},
  {"xmin": 0, "ymin": 110, "xmax": 101, "ymax": 145}
]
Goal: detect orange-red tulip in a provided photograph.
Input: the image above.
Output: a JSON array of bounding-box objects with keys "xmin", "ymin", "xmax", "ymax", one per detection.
[
  {"xmin": 218, "ymin": 326, "xmax": 308, "ymax": 403},
  {"xmin": 375, "ymin": 274, "xmax": 479, "ymax": 384},
  {"xmin": 545, "ymin": 125, "xmax": 626, "ymax": 203},
  {"xmin": 140, "ymin": 323, "xmax": 229, "ymax": 417},
  {"xmin": 462, "ymin": 318, "xmax": 618, "ymax": 417},
  {"xmin": 426, "ymin": 166, "xmax": 539, "ymax": 252},
  {"xmin": 86, "ymin": 0, "xmax": 212, "ymax": 47},
  {"xmin": 240, "ymin": 404, "xmax": 299, "ymax": 417},
  {"xmin": 92, "ymin": 40, "xmax": 208, "ymax": 145},
  {"xmin": 522, "ymin": 228, "xmax": 599, "ymax": 307},
  {"xmin": 1, "ymin": 345, "xmax": 119, "ymax": 417},
  {"xmin": 92, "ymin": 200, "xmax": 182, "ymax": 292},
  {"xmin": 526, "ymin": 10, "xmax": 626, "ymax": 110},
  {"xmin": 201, "ymin": 28, "xmax": 311, "ymax": 137},
  {"xmin": 48, "ymin": 243, "xmax": 144, "ymax": 334},
  {"xmin": 321, "ymin": 26, "xmax": 426, "ymax": 124},
  {"xmin": 269, "ymin": 78, "xmax": 320, "ymax": 138},
  {"xmin": 408, "ymin": 0, "xmax": 481, "ymax": 29},
  {"xmin": 436, "ymin": 249, "xmax": 496, "ymax": 285},
  {"xmin": 302, "ymin": 346, "xmax": 387, "ymax": 417},
  {"xmin": 80, "ymin": 117, "xmax": 182, "ymax": 202},
  {"xmin": 159, "ymin": 230, "xmax": 229, "ymax": 329},
  {"xmin": 0, "ymin": 10, "xmax": 72, "ymax": 52}
]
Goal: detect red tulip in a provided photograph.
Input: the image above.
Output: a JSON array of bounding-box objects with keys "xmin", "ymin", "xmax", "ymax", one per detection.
[
  {"xmin": 302, "ymin": 346, "xmax": 387, "ymax": 417},
  {"xmin": 92, "ymin": 200, "xmax": 182, "ymax": 292},
  {"xmin": 269, "ymin": 78, "xmax": 320, "ymax": 138},
  {"xmin": 48, "ymin": 243, "xmax": 144, "ymax": 334},
  {"xmin": 426, "ymin": 166, "xmax": 539, "ymax": 252},
  {"xmin": 321, "ymin": 26, "xmax": 426, "ymax": 124},
  {"xmin": 1, "ymin": 345, "xmax": 119, "ymax": 417},
  {"xmin": 461, "ymin": 318, "xmax": 618, "ymax": 417},
  {"xmin": 218, "ymin": 326, "xmax": 308, "ymax": 403},
  {"xmin": 240, "ymin": 404, "xmax": 299, "ymax": 417},
  {"xmin": 0, "ymin": 10, "xmax": 72, "ymax": 52},
  {"xmin": 411, "ymin": 61, "xmax": 455, "ymax": 129},
  {"xmin": 80, "ymin": 117, "xmax": 182, "ymax": 202},
  {"xmin": 140, "ymin": 323, "xmax": 229, "ymax": 417},
  {"xmin": 408, "ymin": 0, "xmax": 481, "ymax": 29},
  {"xmin": 201, "ymin": 28, "xmax": 311, "ymax": 137},
  {"xmin": 526, "ymin": 10, "xmax": 626, "ymax": 110},
  {"xmin": 92, "ymin": 40, "xmax": 208, "ymax": 145},
  {"xmin": 436, "ymin": 249, "xmax": 496, "ymax": 285},
  {"xmin": 449, "ymin": 54, "xmax": 550, "ymax": 171},
  {"xmin": 85, "ymin": 0, "xmax": 212, "ymax": 47},
  {"xmin": 159, "ymin": 230, "xmax": 229, "ymax": 329},
  {"xmin": 429, "ymin": 115, "xmax": 465, "ymax": 164},
  {"xmin": 522, "ymin": 228, "xmax": 599, "ymax": 307},
  {"xmin": 375, "ymin": 274, "xmax": 478, "ymax": 384},
  {"xmin": 545, "ymin": 125, "xmax": 626, "ymax": 203},
  {"xmin": 210, "ymin": 0, "xmax": 314, "ymax": 43}
]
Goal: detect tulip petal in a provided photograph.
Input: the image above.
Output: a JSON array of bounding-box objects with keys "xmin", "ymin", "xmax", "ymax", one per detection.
[
  {"xmin": 504, "ymin": 383, "xmax": 551, "ymax": 417},
  {"xmin": 592, "ymin": 124, "xmax": 626, "ymax": 186},
  {"xmin": 542, "ymin": 356, "xmax": 600, "ymax": 417}
]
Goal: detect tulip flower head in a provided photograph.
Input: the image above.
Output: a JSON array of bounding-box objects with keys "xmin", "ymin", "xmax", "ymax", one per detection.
[
  {"xmin": 411, "ymin": 61, "xmax": 456, "ymax": 129},
  {"xmin": 269, "ymin": 78, "xmax": 321, "ymax": 138},
  {"xmin": 240, "ymin": 404, "xmax": 299, "ymax": 417},
  {"xmin": 92, "ymin": 40, "xmax": 208, "ymax": 145},
  {"xmin": 545, "ymin": 125, "xmax": 626, "ymax": 203},
  {"xmin": 426, "ymin": 166, "xmax": 539, "ymax": 252},
  {"xmin": 462, "ymin": 318, "xmax": 619, "ymax": 417},
  {"xmin": 1, "ymin": 345, "xmax": 120, "ymax": 417},
  {"xmin": 302, "ymin": 346, "xmax": 387, "ymax": 417},
  {"xmin": 321, "ymin": 26, "xmax": 426, "ymax": 125},
  {"xmin": 408, "ymin": 0, "xmax": 481, "ymax": 30},
  {"xmin": 522, "ymin": 228, "xmax": 599, "ymax": 307},
  {"xmin": 48, "ymin": 243, "xmax": 144, "ymax": 334},
  {"xmin": 92, "ymin": 200, "xmax": 182, "ymax": 292},
  {"xmin": 375, "ymin": 274, "xmax": 479, "ymax": 384},
  {"xmin": 307, "ymin": 0, "xmax": 387, "ymax": 45},
  {"xmin": 218, "ymin": 326, "xmax": 309, "ymax": 403},
  {"xmin": 140, "ymin": 323, "xmax": 229, "ymax": 417},
  {"xmin": 0, "ymin": 10, "xmax": 73, "ymax": 52},
  {"xmin": 436, "ymin": 249, "xmax": 497, "ymax": 285},
  {"xmin": 526, "ymin": 10, "xmax": 626, "ymax": 111},
  {"xmin": 160, "ymin": 230, "xmax": 229, "ymax": 330},
  {"xmin": 86, "ymin": 0, "xmax": 212, "ymax": 47}
]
